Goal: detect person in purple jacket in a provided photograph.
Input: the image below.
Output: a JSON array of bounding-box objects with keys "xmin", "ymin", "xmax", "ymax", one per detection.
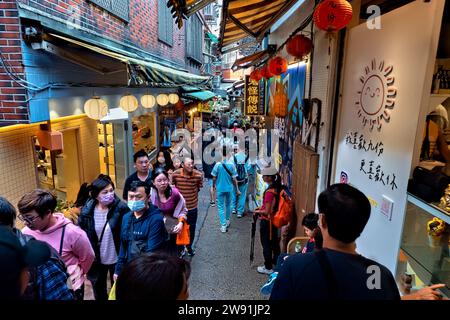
[{"xmin": 150, "ymin": 167, "xmax": 188, "ymax": 257}]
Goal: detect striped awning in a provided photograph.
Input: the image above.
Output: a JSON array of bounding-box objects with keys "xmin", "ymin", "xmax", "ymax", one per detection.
[
  {"xmin": 49, "ymin": 34, "xmax": 210, "ymax": 87},
  {"xmin": 219, "ymin": 0, "xmax": 298, "ymax": 53}
]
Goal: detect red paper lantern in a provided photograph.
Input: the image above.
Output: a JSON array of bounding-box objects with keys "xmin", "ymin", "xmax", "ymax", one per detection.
[
  {"xmin": 250, "ymin": 68, "xmax": 263, "ymax": 82},
  {"xmin": 286, "ymin": 34, "xmax": 313, "ymax": 59},
  {"xmin": 313, "ymin": 0, "xmax": 353, "ymax": 32},
  {"xmin": 261, "ymin": 65, "xmax": 274, "ymax": 80},
  {"xmin": 268, "ymin": 57, "xmax": 288, "ymax": 76}
]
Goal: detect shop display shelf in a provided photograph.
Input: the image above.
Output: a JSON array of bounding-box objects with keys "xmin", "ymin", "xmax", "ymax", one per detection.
[{"xmin": 400, "ymin": 194, "xmax": 450, "ymax": 297}]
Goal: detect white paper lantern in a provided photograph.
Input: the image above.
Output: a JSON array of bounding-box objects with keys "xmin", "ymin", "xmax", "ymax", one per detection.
[
  {"xmin": 141, "ymin": 94, "xmax": 156, "ymax": 109},
  {"xmin": 168, "ymin": 93, "xmax": 179, "ymax": 104},
  {"xmin": 119, "ymin": 94, "xmax": 139, "ymax": 112},
  {"xmin": 84, "ymin": 97, "xmax": 108, "ymax": 120},
  {"xmin": 156, "ymin": 94, "xmax": 169, "ymax": 106}
]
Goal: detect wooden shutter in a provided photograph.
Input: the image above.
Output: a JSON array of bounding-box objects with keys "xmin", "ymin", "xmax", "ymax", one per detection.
[
  {"xmin": 89, "ymin": 0, "xmax": 129, "ymax": 22},
  {"xmin": 158, "ymin": 0, "xmax": 173, "ymax": 46},
  {"xmin": 186, "ymin": 15, "xmax": 203, "ymax": 63}
]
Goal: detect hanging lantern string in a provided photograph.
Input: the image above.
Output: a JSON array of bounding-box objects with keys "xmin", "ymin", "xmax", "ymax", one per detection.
[{"xmin": 254, "ymin": 9, "xmax": 316, "ymax": 69}]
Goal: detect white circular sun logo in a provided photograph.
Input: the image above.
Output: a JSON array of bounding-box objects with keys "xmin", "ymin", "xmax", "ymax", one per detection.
[{"xmin": 356, "ymin": 59, "xmax": 397, "ymax": 131}]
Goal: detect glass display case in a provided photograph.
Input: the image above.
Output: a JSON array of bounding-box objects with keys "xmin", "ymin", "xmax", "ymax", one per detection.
[{"xmin": 397, "ymin": 193, "xmax": 450, "ymax": 298}]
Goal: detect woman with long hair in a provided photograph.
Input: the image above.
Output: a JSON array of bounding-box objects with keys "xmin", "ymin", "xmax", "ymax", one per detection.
[
  {"xmin": 154, "ymin": 149, "xmax": 175, "ymax": 172},
  {"xmin": 150, "ymin": 168, "xmax": 187, "ymax": 257},
  {"xmin": 78, "ymin": 174, "xmax": 130, "ymax": 301}
]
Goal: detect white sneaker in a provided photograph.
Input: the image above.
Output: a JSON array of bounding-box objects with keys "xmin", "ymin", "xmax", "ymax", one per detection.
[
  {"xmin": 220, "ymin": 226, "xmax": 227, "ymax": 233},
  {"xmin": 226, "ymin": 220, "xmax": 231, "ymax": 227},
  {"xmin": 257, "ymin": 266, "xmax": 274, "ymax": 275}
]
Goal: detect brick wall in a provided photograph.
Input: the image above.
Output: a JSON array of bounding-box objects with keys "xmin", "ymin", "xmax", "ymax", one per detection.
[
  {"xmin": 0, "ymin": 0, "xmax": 29, "ymax": 124},
  {"xmin": 17, "ymin": 0, "xmax": 187, "ymax": 66}
]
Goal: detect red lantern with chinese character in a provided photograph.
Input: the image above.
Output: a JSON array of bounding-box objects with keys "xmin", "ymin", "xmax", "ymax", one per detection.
[
  {"xmin": 286, "ymin": 34, "xmax": 313, "ymax": 59},
  {"xmin": 261, "ymin": 65, "xmax": 274, "ymax": 80},
  {"xmin": 250, "ymin": 68, "xmax": 263, "ymax": 82},
  {"xmin": 268, "ymin": 56, "xmax": 288, "ymax": 76},
  {"xmin": 175, "ymin": 99, "xmax": 184, "ymax": 111},
  {"xmin": 313, "ymin": 0, "xmax": 353, "ymax": 32}
]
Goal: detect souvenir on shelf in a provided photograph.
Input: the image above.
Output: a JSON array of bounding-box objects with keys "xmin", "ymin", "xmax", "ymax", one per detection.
[
  {"xmin": 426, "ymin": 217, "xmax": 446, "ymax": 248},
  {"xmin": 439, "ymin": 184, "xmax": 450, "ymax": 213}
]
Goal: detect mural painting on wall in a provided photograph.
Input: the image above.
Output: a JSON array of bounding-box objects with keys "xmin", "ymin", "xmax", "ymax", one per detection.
[
  {"xmin": 270, "ymin": 63, "xmax": 307, "ymax": 190},
  {"xmin": 356, "ymin": 59, "xmax": 397, "ymax": 131},
  {"xmin": 348, "ymin": 58, "xmax": 399, "ymax": 190}
]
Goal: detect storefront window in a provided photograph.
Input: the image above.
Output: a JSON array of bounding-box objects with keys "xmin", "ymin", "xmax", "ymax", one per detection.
[
  {"xmin": 97, "ymin": 123, "xmax": 116, "ymax": 186},
  {"xmin": 132, "ymin": 112, "xmax": 157, "ymax": 155}
]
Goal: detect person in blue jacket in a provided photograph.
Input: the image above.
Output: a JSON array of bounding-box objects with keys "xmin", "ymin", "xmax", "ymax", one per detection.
[{"xmin": 114, "ymin": 181, "xmax": 167, "ymax": 280}]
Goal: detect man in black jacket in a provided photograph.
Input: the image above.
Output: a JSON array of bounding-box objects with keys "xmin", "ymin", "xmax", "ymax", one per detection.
[
  {"xmin": 114, "ymin": 181, "xmax": 167, "ymax": 279},
  {"xmin": 122, "ymin": 150, "xmax": 153, "ymax": 200},
  {"xmin": 270, "ymin": 184, "xmax": 401, "ymax": 300}
]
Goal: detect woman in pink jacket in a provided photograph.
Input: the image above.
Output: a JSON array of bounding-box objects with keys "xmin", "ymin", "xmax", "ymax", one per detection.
[{"xmin": 19, "ymin": 189, "xmax": 95, "ymax": 300}]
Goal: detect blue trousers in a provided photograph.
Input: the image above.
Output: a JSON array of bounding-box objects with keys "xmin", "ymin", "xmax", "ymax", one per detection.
[
  {"xmin": 231, "ymin": 182, "xmax": 248, "ymax": 215},
  {"xmin": 217, "ymin": 191, "xmax": 232, "ymax": 227}
]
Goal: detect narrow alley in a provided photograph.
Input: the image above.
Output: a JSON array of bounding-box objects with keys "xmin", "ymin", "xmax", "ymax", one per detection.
[{"xmin": 187, "ymin": 185, "xmax": 267, "ymax": 300}]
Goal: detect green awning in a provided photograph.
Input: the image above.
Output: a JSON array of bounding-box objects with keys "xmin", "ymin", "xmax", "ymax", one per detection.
[
  {"xmin": 47, "ymin": 34, "xmax": 210, "ymax": 87},
  {"xmin": 182, "ymin": 86, "xmax": 201, "ymax": 92},
  {"xmin": 206, "ymin": 32, "xmax": 219, "ymax": 43},
  {"xmin": 183, "ymin": 90, "xmax": 216, "ymax": 101}
]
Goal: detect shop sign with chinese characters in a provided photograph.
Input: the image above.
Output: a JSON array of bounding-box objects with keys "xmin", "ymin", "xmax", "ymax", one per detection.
[{"xmin": 244, "ymin": 75, "xmax": 261, "ymax": 116}]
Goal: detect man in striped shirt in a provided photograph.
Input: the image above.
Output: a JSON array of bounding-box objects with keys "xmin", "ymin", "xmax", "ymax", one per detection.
[{"xmin": 172, "ymin": 157, "xmax": 203, "ymax": 256}]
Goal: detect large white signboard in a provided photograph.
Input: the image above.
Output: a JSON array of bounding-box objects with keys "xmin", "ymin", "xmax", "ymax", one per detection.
[{"xmin": 334, "ymin": 0, "xmax": 444, "ymax": 273}]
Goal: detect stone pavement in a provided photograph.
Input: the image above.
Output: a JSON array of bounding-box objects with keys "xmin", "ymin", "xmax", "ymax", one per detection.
[{"xmin": 186, "ymin": 184, "xmax": 269, "ymax": 300}]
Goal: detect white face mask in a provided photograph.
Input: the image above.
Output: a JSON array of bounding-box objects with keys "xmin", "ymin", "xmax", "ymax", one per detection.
[{"xmin": 158, "ymin": 157, "xmax": 165, "ymax": 164}]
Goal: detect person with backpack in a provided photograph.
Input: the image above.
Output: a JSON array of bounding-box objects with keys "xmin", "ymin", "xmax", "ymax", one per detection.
[
  {"xmin": 19, "ymin": 189, "xmax": 95, "ymax": 300},
  {"xmin": 0, "ymin": 196, "xmax": 73, "ymax": 300},
  {"xmin": 254, "ymin": 161, "xmax": 283, "ymax": 275},
  {"xmin": 211, "ymin": 143, "xmax": 241, "ymax": 233},
  {"xmin": 231, "ymin": 144, "xmax": 251, "ymax": 218},
  {"xmin": 114, "ymin": 181, "xmax": 167, "ymax": 279}
]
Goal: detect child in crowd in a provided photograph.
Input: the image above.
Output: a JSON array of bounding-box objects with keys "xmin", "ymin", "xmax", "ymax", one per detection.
[{"xmin": 260, "ymin": 213, "xmax": 322, "ymax": 295}]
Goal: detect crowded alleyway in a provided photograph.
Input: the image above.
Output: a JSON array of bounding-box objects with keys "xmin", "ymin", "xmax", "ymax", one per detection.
[{"xmin": 187, "ymin": 184, "xmax": 267, "ymax": 300}]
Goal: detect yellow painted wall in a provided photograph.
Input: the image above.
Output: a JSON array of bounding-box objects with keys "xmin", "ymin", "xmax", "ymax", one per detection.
[{"xmin": 0, "ymin": 115, "xmax": 100, "ymax": 208}]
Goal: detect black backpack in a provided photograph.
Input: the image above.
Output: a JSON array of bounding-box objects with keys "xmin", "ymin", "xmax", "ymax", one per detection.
[{"xmin": 234, "ymin": 154, "xmax": 249, "ymax": 185}]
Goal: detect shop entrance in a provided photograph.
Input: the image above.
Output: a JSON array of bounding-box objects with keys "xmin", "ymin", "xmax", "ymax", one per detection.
[
  {"xmin": 99, "ymin": 116, "xmax": 134, "ymax": 197},
  {"xmin": 33, "ymin": 128, "xmax": 82, "ymax": 203}
]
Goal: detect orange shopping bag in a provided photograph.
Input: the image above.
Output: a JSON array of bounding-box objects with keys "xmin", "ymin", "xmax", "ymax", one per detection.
[{"xmin": 176, "ymin": 222, "xmax": 190, "ymax": 245}]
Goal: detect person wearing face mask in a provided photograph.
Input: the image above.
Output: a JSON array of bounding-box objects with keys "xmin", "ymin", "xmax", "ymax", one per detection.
[
  {"xmin": 114, "ymin": 181, "xmax": 167, "ymax": 280},
  {"xmin": 78, "ymin": 174, "xmax": 130, "ymax": 301},
  {"xmin": 150, "ymin": 167, "xmax": 188, "ymax": 257}
]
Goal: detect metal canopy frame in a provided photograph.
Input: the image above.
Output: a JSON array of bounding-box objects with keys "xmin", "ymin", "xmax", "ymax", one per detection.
[{"xmin": 231, "ymin": 44, "xmax": 276, "ymax": 70}]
